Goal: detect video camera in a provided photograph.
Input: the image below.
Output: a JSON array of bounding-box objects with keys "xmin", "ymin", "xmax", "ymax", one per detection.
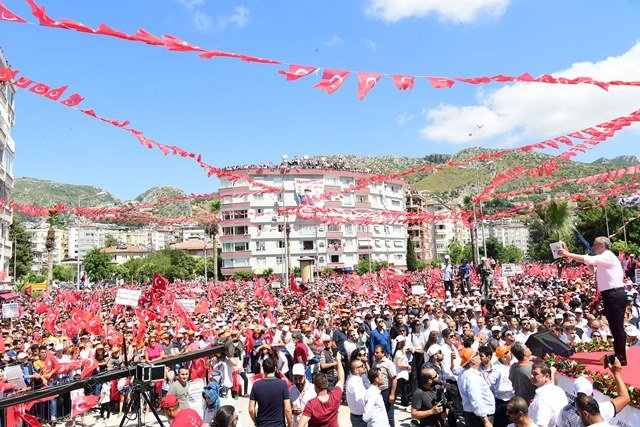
[{"xmin": 432, "ymin": 386, "xmax": 452, "ymax": 410}]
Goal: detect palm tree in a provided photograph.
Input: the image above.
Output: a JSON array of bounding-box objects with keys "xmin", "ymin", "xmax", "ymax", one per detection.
[
  {"xmin": 534, "ymin": 199, "xmax": 574, "ymax": 242},
  {"xmin": 194, "ymin": 199, "xmax": 221, "ymax": 283},
  {"xmin": 45, "ymin": 209, "xmax": 60, "ymax": 293}
]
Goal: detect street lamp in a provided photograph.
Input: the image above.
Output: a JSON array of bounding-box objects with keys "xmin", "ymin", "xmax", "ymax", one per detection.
[{"xmin": 76, "ymin": 190, "xmax": 107, "ymax": 289}]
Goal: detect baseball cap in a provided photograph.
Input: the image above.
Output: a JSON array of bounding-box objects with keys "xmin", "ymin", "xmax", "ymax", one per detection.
[
  {"xmin": 160, "ymin": 394, "xmax": 179, "ymax": 409},
  {"xmin": 292, "ymin": 363, "xmax": 306, "ymax": 376},
  {"xmin": 495, "ymin": 346, "xmax": 510, "ymax": 359},
  {"xmin": 460, "ymin": 348, "xmax": 475, "ymax": 367},
  {"xmin": 17, "ymin": 352, "xmax": 28, "ymax": 360},
  {"xmin": 573, "ymin": 376, "xmax": 593, "ymax": 395},
  {"xmin": 426, "ymin": 345, "xmax": 441, "ymax": 358}
]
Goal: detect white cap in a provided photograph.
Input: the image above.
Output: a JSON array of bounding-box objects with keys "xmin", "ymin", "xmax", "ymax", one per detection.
[
  {"xmin": 321, "ymin": 334, "xmax": 332, "ymax": 342},
  {"xmin": 426, "ymin": 344, "xmax": 441, "ymax": 358},
  {"xmin": 444, "ymin": 255, "xmax": 450, "ymax": 259},
  {"xmin": 625, "ymin": 325, "xmax": 640, "ymax": 337},
  {"xmin": 54, "ymin": 343, "xmax": 64, "ymax": 351},
  {"xmin": 395, "ymin": 335, "xmax": 406, "ymax": 343},
  {"xmin": 573, "ymin": 376, "xmax": 593, "ymax": 395},
  {"xmin": 17, "ymin": 352, "xmax": 28, "ymax": 360},
  {"xmin": 292, "ymin": 363, "xmax": 306, "ymax": 376}
]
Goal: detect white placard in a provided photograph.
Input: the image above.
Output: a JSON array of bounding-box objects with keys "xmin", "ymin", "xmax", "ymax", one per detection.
[
  {"xmin": 177, "ymin": 299, "xmax": 196, "ymax": 313},
  {"xmin": 188, "ymin": 378, "xmax": 205, "ymax": 417},
  {"xmin": 4, "ymin": 365, "xmax": 26, "ymax": 390},
  {"xmin": 550, "ymin": 241, "xmax": 564, "ymax": 259},
  {"xmin": 411, "ymin": 284, "xmax": 425, "ymax": 295},
  {"xmin": 502, "ymin": 263, "xmax": 516, "ymax": 277},
  {"xmin": 114, "ymin": 288, "xmax": 141, "ymax": 307},
  {"xmin": 635, "ymin": 269, "xmax": 640, "ymax": 285},
  {"xmin": 1, "ymin": 302, "xmax": 19, "ymax": 319}
]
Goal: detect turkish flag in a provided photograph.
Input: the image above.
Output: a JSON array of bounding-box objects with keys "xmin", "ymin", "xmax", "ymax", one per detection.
[
  {"xmin": 190, "ymin": 358, "xmax": 207, "ymax": 380},
  {"xmin": 162, "ymin": 34, "xmax": 205, "ymax": 52},
  {"xmin": 55, "ymin": 360, "xmax": 82, "ymax": 375},
  {"xmin": 0, "ymin": 66, "xmax": 19, "ymax": 82},
  {"xmin": 131, "ymin": 28, "xmax": 165, "ymax": 46},
  {"xmin": 0, "ymin": 2, "xmax": 26, "ymax": 23},
  {"xmin": 58, "ymin": 18, "xmax": 94, "ymax": 33},
  {"xmin": 199, "ymin": 50, "xmax": 241, "ymax": 59},
  {"xmin": 29, "ymin": 83, "xmax": 50, "ymax": 95},
  {"xmin": 44, "ymin": 85, "xmax": 68, "ymax": 100},
  {"xmin": 314, "ymin": 69, "xmax": 350, "ymax": 95},
  {"xmin": 357, "ymin": 72, "xmax": 382, "ymax": 100},
  {"xmin": 390, "ymin": 74, "xmax": 414, "ymax": 90},
  {"xmin": 239, "ymin": 54, "xmax": 280, "ymax": 64},
  {"xmin": 16, "ymin": 411, "xmax": 43, "ymax": 427},
  {"xmin": 24, "ymin": 394, "xmax": 56, "ymax": 411},
  {"xmin": 60, "ymin": 94, "xmax": 84, "ymax": 107},
  {"xmin": 0, "ymin": 332, "xmax": 4, "ymax": 353},
  {"xmin": 278, "ymin": 64, "xmax": 317, "ymax": 81},
  {"xmin": 43, "ymin": 312, "xmax": 58, "ymax": 332},
  {"xmin": 71, "ymin": 395, "xmax": 100, "ymax": 417},
  {"xmin": 13, "ymin": 77, "xmax": 34, "ymax": 88},
  {"xmin": 95, "ymin": 23, "xmax": 132, "ymax": 40},
  {"xmin": 25, "ymin": 0, "xmax": 67, "ymax": 28},
  {"xmin": 266, "ymin": 308, "xmax": 278, "ymax": 326},
  {"xmin": 427, "ymin": 77, "xmax": 455, "ymax": 89},
  {"xmin": 173, "ymin": 300, "xmax": 197, "ymax": 331},
  {"xmin": 456, "ymin": 76, "xmax": 491, "ymax": 84},
  {"xmin": 152, "ymin": 273, "xmax": 168, "ymax": 290},
  {"xmin": 85, "ymin": 315, "xmax": 103, "ymax": 335},
  {"xmin": 290, "ymin": 274, "xmax": 302, "ymax": 293},
  {"xmin": 194, "ymin": 299, "xmax": 209, "ymax": 315},
  {"xmin": 106, "ymin": 325, "xmax": 123, "ymax": 346},
  {"xmin": 44, "ymin": 351, "xmax": 59, "ymax": 373},
  {"xmin": 81, "ymin": 356, "xmax": 98, "ymax": 379}
]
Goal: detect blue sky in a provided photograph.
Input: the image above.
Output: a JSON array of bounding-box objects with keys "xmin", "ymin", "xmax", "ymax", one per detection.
[{"xmin": 1, "ymin": 0, "xmax": 639, "ymax": 201}]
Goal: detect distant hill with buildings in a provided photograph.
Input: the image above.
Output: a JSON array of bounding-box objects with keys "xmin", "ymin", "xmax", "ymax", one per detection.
[{"xmin": 12, "ymin": 150, "xmax": 638, "ymax": 215}]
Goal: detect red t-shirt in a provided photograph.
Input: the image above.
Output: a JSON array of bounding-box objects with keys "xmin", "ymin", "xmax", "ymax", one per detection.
[
  {"xmin": 294, "ymin": 342, "xmax": 308, "ymax": 364},
  {"xmin": 301, "ymin": 386, "xmax": 342, "ymax": 427},
  {"xmin": 171, "ymin": 408, "xmax": 204, "ymax": 427}
]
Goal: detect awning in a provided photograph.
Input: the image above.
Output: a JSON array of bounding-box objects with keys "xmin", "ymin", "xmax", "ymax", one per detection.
[{"xmin": 0, "ymin": 292, "xmax": 19, "ymax": 300}]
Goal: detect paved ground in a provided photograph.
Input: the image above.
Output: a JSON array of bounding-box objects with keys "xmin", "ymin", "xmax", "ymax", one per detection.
[{"xmin": 57, "ymin": 396, "xmax": 416, "ymax": 426}]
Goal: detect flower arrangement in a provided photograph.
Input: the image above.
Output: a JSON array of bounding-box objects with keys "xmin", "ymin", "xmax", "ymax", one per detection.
[
  {"xmin": 571, "ymin": 339, "xmax": 614, "ymax": 354},
  {"xmin": 544, "ymin": 354, "xmax": 640, "ymax": 407}
]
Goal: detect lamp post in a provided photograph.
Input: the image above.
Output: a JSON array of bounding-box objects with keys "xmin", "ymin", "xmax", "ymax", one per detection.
[
  {"xmin": 280, "ymin": 154, "xmax": 290, "ymax": 286},
  {"xmin": 203, "ymin": 237, "xmax": 208, "ymax": 282}
]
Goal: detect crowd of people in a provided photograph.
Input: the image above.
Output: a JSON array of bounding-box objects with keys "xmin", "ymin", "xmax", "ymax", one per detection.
[
  {"xmin": 0, "ymin": 237, "xmax": 637, "ymax": 426},
  {"xmin": 222, "ymin": 155, "xmax": 374, "ymax": 174}
]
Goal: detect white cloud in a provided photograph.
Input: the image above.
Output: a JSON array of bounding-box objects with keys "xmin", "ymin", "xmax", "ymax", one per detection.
[
  {"xmin": 175, "ymin": 0, "xmax": 212, "ymax": 31},
  {"xmin": 361, "ymin": 38, "xmax": 377, "ymax": 50},
  {"xmin": 365, "ymin": 0, "xmax": 511, "ymax": 24},
  {"xmin": 216, "ymin": 6, "xmax": 250, "ymax": 30},
  {"xmin": 396, "ymin": 113, "xmax": 415, "ymax": 126},
  {"xmin": 325, "ymin": 35, "xmax": 343, "ymax": 47},
  {"xmin": 419, "ymin": 42, "xmax": 640, "ymax": 145}
]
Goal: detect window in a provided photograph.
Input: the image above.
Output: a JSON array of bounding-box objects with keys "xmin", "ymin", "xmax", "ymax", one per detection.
[
  {"xmin": 357, "ymin": 225, "xmax": 369, "ymax": 233},
  {"xmin": 326, "ymin": 176, "xmax": 340, "ymax": 185},
  {"xmin": 319, "ymin": 256, "xmax": 325, "ymax": 263},
  {"xmin": 358, "ymin": 239, "xmax": 372, "ymax": 249},
  {"xmin": 302, "ymin": 240, "xmax": 314, "ymax": 250},
  {"xmin": 393, "ymin": 225, "xmax": 402, "ymax": 234},
  {"xmin": 375, "ymin": 240, "xmax": 382, "ymax": 248},
  {"xmin": 276, "ymin": 256, "xmax": 284, "ymax": 265},
  {"xmin": 344, "ymin": 238, "xmax": 355, "ymax": 247},
  {"xmin": 328, "ymin": 224, "xmax": 341, "ymax": 232},
  {"xmin": 278, "ymin": 241, "xmax": 285, "ymax": 249},
  {"xmin": 393, "ymin": 241, "xmax": 403, "ymax": 248},
  {"xmin": 256, "ymin": 241, "xmax": 265, "ymax": 252},
  {"xmin": 343, "ymin": 194, "xmax": 354, "ymax": 206},
  {"xmin": 373, "ymin": 226, "xmax": 380, "ymax": 234},
  {"xmin": 223, "ymin": 259, "xmax": 234, "ymax": 267},
  {"xmin": 344, "ymin": 225, "xmax": 353, "ymax": 234},
  {"xmin": 256, "ymin": 208, "xmax": 263, "ymax": 215},
  {"xmin": 356, "ymin": 195, "xmax": 369, "ymax": 203},
  {"xmin": 395, "ymin": 254, "xmax": 403, "ymax": 260},
  {"xmin": 391, "ymin": 199, "xmax": 401, "ymax": 207},
  {"xmin": 254, "ymin": 194, "xmax": 264, "ymax": 201},
  {"xmin": 328, "ymin": 239, "xmax": 341, "ymax": 248},
  {"xmin": 235, "ymin": 258, "xmax": 250, "ymax": 267},
  {"xmin": 330, "ymin": 255, "xmax": 340, "ymax": 263},
  {"xmin": 256, "ymin": 257, "xmax": 266, "ymax": 266}
]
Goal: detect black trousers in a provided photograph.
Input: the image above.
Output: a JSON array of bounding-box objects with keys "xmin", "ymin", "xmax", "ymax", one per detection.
[
  {"xmin": 494, "ymin": 398, "xmax": 510, "ymax": 427},
  {"xmin": 445, "ymin": 280, "xmax": 455, "ymax": 296},
  {"xmin": 602, "ymin": 288, "xmax": 627, "ymax": 362},
  {"xmin": 464, "ymin": 412, "xmax": 493, "ymax": 427}
]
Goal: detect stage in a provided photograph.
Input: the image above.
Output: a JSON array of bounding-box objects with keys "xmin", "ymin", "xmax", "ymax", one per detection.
[{"xmin": 552, "ymin": 346, "xmax": 640, "ymax": 427}]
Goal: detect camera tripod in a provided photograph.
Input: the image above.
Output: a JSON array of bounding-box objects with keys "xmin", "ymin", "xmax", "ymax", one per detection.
[{"xmin": 118, "ymin": 380, "xmax": 165, "ymax": 427}]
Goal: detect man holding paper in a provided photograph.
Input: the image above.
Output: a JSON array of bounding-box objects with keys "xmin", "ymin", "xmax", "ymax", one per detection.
[{"xmin": 557, "ymin": 236, "xmax": 627, "ymax": 365}]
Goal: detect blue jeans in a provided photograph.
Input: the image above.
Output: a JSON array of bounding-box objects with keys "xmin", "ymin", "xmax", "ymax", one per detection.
[
  {"xmin": 350, "ymin": 413, "xmax": 367, "ymax": 427},
  {"xmin": 380, "ymin": 387, "xmax": 395, "ymax": 426}
]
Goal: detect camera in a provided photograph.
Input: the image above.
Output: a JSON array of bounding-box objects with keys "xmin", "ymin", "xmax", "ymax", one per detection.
[{"xmin": 432, "ymin": 387, "xmax": 451, "ymax": 409}]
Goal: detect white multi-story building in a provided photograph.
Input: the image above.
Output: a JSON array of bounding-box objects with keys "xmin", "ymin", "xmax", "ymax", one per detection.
[
  {"xmin": 476, "ymin": 219, "xmax": 530, "ymax": 255},
  {"xmin": 218, "ymin": 167, "xmax": 408, "ymax": 277},
  {"xmin": 28, "ymin": 226, "xmax": 68, "ymax": 272},
  {"xmin": 0, "ymin": 48, "xmax": 15, "ymax": 278},
  {"xmin": 67, "ymin": 225, "xmax": 101, "ymax": 259}
]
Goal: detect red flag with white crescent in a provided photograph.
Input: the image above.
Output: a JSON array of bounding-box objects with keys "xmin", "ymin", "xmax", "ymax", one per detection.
[
  {"xmin": 0, "ymin": 2, "xmax": 27, "ymax": 23},
  {"xmin": 162, "ymin": 34, "xmax": 205, "ymax": 52},
  {"xmin": 44, "ymin": 85, "xmax": 68, "ymax": 100},
  {"xmin": 0, "ymin": 66, "xmax": 19, "ymax": 82},
  {"xmin": 25, "ymin": 0, "xmax": 67, "ymax": 28},
  {"xmin": 278, "ymin": 64, "xmax": 317, "ymax": 81},
  {"xmin": 390, "ymin": 74, "xmax": 414, "ymax": 90},
  {"xmin": 81, "ymin": 356, "xmax": 98, "ymax": 379},
  {"xmin": 153, "ymin": 273, "xmax": 168, "ymax": 290},
  {"xmin": 60, "ymin": 94, "xmax": 84, "ymax": 107},
  {"xmin": 314, "ymin": 69, "xmax": 349, "ymax": 94},
  {"xmin": 426, "ymin": 77, "xmax": 455, "ymax": 89},
  {"xmin": 14, "ymin": 77, "xmax": 34, "ymax": 88},
  {"xmin": 58, "ymin": 18, "xmax": 95, "ymax": 33},
  {"xmin": 29, "ymin": 83, "xmax": 50, "ymax": 95},
  {"xmin": 71, "ymin": 394, "xmax": 100, "ymax": 417},
  {"xmin": 131, "ymin": 28, "xmax": 166, "ymax": 46},
  {"xmin": 95, "ymin": 23, "xmax": 132, "ymax": 40},
  {"xmin": 357, "ymin": 72, "xmax": 382, "ymax": 100},
  {"xmin": 16, "ymin": 411, "xmax": 43, "ymax": 427}
]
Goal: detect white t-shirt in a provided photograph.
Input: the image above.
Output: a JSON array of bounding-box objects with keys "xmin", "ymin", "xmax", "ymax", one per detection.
[{"xmin": 529, "ymin": 383, "xmax": 568, "ymax": 427}]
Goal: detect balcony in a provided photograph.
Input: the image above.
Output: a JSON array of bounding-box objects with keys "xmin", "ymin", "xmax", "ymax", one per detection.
[
  {"xmin": 327, "ymin": 262, "xmax": 345, "ymax": 269},
  {"xmin": 220, "ymin": 234, "xmax": 250, "ymax": 242},
  {"xmin": 218, "ymin": 186, "xmax": 250, "ymax": 195},
  {"xmin": 326, "ymin": 231, "xmax": 343, "ymax": 239},
  {"xmin": 220, "ymin": 250, "xmax": 252, "ymax": 258},
  {"xmin": 221, "ymin": 266, "xmax": 252, "ymax": 276},
  {"xmin": 355, "ymin": 202, "xmax": 371, "ymax": 209},
  {"xmin": 324, "ymin": 200, "xmax": 341, "ymax": 209},
  {"xmin": 327, "ymin": 246, "xmax": 344, "ymax": 254},
  {"xmin": 357, "ymin": 246, "xmax": 373, "ymax": 254}
]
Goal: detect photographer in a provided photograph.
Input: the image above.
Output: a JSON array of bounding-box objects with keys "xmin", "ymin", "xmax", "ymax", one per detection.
[{"xmin": 411, "ymin": 368, "xmax": 448, "ymax": 427}]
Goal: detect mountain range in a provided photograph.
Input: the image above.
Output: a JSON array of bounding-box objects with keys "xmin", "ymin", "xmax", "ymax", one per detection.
[{"xmin": 11, "ymin": 149, "xmax": 639, "ymax": 218}]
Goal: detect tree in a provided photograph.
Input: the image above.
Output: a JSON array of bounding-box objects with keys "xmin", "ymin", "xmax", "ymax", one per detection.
[
  {"xmin": 45, "ymin": 210, "xmax": 60, "ymax": 292},
  {"xmin": 9, "ymin": 215, "xmax": 34, "ymax": 280},
  {"xmin": 503, "ymin": 245, "xmax": 524, "ymax": 263},
  {"xmin": 103, "ymin": 234, "xmax": 118, "ymax": 248},
  {"xmin": 52, "ymin": 265, "xmax": 75, "ymax": 282},
  {"xmin": 83, "ymin": 248, "xmax": 113, "ymax": 282},
  {"xmin": 447, "ymin": 238, "xmax": 463, "ymax": 264},
  {"xmin": 534, "ymin": 200, "xmax": 574, "ymax": 242},
  {"xmin": 462, "ymin": 243, "xmax": 474, "ymax": 263},
  {"xmin": 406, "ymin": 238, "xmax": 418, "ymax": 271},
  {"xmin": 485, "ymin": 237, "xmax": 506, "ymax": 261}
]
